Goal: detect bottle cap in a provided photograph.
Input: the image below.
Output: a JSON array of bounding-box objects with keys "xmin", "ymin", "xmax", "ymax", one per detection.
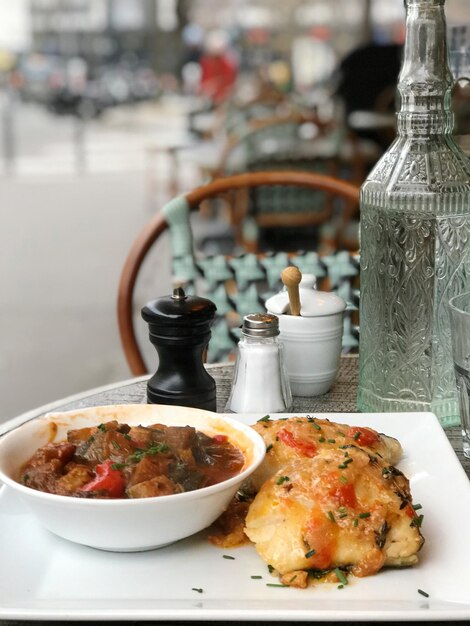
[{"xmin": 242, "ymin": 313, "xmax": 279, "ymax": 337}]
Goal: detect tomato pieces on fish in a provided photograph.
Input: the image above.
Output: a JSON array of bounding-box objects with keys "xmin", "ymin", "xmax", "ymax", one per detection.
[{"xmin": 278, "ymin": 428, "xmax": 317, "ymax": 458}]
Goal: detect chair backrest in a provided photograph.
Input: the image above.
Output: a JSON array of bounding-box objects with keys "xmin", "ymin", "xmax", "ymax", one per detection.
[
  {"xmin": 118, "ymin": 171, "xmax": 360, "ymax": 376},
  {"xmin": 216, "ymin": 112, "xmax": 337, "ymax": 177}
]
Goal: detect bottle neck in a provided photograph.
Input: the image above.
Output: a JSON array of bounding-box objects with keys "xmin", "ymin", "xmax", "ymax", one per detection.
[{"xmin": 397, "ymin": 0, "xmax": 454, "ymax": 137}]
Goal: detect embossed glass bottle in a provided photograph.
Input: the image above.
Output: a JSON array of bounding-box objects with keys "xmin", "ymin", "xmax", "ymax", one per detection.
[{"xmin": 357, "ymin": 0, "xmax": 470, "ymax": 425}]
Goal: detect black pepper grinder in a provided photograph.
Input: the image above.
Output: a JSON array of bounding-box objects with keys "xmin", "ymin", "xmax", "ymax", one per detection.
[{"xmin": 141, "ymin": 287, "xmax": 217, "ymax": 411}]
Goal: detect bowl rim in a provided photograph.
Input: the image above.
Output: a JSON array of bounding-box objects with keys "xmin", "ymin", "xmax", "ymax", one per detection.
[{"xmin": 0, "ymin": 404, "xmax": 266, "ymax": 506}]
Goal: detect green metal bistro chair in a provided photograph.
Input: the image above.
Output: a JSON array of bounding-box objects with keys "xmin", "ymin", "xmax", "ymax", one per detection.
[
  {"xmin": 210, "ymin": 114, "xmax": 363, "ymax": 253},
  {"xmin": 118, "ymin": 171, "xmax": 360, "ymax": 376}
]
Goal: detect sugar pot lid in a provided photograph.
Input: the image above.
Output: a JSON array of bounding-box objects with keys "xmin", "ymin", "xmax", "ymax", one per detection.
[{"xmin": 265, "ymin": 274, "xmax": 346, "ymax": 317}]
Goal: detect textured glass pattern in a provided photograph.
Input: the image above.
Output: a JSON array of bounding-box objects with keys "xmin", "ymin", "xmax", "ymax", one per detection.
[{"xmin": 357, "ymin": 0, "xmax": 470, "ymax": 426}]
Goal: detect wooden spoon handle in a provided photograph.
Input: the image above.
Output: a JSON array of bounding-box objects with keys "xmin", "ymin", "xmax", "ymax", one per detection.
[{"xmin": 281, "ymin": 266, "xmax": 302, "ymax": 316}]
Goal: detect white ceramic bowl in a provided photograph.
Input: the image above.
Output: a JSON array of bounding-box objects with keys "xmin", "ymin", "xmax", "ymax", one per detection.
[
  {"xmin": 275, "ymin": 312, "xmax": 344, "ymax": 396},
  {"xmin": 266, "ymin": 274, "xmax": 347, "ymax": 397},
  {"xmin": 0, "ymin": 404, "xmax": 265, "ymax": 552}
]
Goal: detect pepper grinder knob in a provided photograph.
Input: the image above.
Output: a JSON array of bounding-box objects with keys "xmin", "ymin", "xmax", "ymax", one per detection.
[{"xmin": 171, "ymin": 286, "xmax": 187, "ymax": 301}]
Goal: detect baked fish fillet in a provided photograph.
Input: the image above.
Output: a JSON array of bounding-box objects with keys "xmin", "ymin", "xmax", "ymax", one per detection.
[
  {"xmin": 250, "ymin": 415, "xmax": 402, "ymax": 490},
  {"xmin": 245, "ymin": 446, "xmax": 424, "ymax": 582}
]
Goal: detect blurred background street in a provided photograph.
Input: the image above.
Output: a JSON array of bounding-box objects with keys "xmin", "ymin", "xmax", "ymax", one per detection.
[
  {"xmin": 1, "ymin": 0, "xmax": 469, "ymax": 422},
  {"xmin": 1, "ymin": 97, "xmax": 187, "ymax": 420}
]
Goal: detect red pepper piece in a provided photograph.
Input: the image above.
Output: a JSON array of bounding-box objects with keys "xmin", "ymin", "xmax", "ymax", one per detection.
[
  {"xmin": 329, "ymin": 481, "xmax": 357, "ymax": 508},
  {"xmin": 81, "ymin": 459, "xmax": 126, "ymax": 498},
  {"xmin": 278, "ymin": 428, "xmax": 317, "ymax": 458},
  {"xmin": 347, "ymin": 426, "xmax": 379, "ymax": 448},
  {"xmin": 404, "ymin": 503, "xmax": 417, "ymax": 518},
  {"xmin": 212, "ymin": 434, "xmax": 228, "ymax": 443}
]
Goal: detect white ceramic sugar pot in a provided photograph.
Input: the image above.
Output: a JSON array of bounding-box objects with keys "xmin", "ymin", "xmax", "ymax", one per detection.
[{"xmin": 265, "ymin": 268, "xmax": 346, "ymax": 396}]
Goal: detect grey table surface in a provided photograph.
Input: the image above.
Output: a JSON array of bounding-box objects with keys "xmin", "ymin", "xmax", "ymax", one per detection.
[{"xmin": 1, "ymin": 355, "xmax": 469, "ymax": 624}]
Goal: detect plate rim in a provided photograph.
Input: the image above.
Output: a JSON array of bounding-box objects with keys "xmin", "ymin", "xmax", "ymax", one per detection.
[{"xmin": 1, "ymin": 410, "xmax": 470, "ymax": 622}]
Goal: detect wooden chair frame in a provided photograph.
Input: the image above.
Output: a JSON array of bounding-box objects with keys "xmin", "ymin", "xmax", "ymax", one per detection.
[{"xmin": 118, "ymin": 171, "xmax": 360, "ymax": 376}]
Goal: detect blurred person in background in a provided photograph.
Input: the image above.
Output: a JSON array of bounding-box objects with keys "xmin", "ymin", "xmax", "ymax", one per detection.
[
  {"xmin": 198, "ymin": 29, "xmax": 239, "ymax": 106},
  {"xmin": 180, "ymin": 22, "xmax": 204, "ymax": 96},
  {"xmin": 336, "ymin": 42, "xmax": 402, "ymax": 117},
  {"xmin": 291, "ymin": 26, "xmax": 336, "ymax": 95}
]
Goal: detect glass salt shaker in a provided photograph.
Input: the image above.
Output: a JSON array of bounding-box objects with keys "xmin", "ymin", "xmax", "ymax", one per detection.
[{"xmin": 226, "ymin": 313, "xmax": 292, "ymax": 414}]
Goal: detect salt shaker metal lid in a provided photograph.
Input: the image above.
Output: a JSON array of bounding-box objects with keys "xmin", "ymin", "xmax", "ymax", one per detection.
[{"xmin": 242, "ymin": 313, "xmax": 280, "ymax": 337}]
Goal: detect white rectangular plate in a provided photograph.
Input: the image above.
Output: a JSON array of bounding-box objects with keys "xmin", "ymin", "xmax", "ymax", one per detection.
[{"xmin": 1, "ymin": 411, "xmax": 470, "ymax": 621}]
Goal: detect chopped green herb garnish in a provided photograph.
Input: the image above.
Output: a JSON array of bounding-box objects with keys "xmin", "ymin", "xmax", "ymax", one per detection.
[
  {"xmin": 353, "ymin": 518, "xmax": 359, "ymax": 527},
  {"xmin": 97, "ymin": 423, "xmax": 106, "ymax": 432},
  {"xmin": 344, "ymin": 457, "xmax": 353, "ymax": 465},
  {"xmin": 337, "ymin": 584, "xmax": 344, "ymax": 589},
  {"xmin": 338, "ymin": 445, "xmax": 348, "ymax": 449},
  {"xmin": 412, "ymin": 503, "xmax": 422, "ymax": 511},
  {"xmin": 359, "ymin": 512, "xmax": 371, "ymax": 519},
  {"xmin": 353, "ymin": 431, "xmax": 361, "ymax": 440},
  {"xmin": 327, "ymin": 511, "xmax": 335, "ymax": 523},
  {"xmin": 319, "ymin": 436, "xmax": 326, "ymax": 443},
  {"xmin": 418, "ymin": 588, "xmax": 429, "ymax": 598},
  {"xmin": 111, "ymin": 462, "xmax": 127, "ymax": 470},
  {"xmin": 308, "ymin": 568, "xmax": 331, "ymax": 580},
  {"xmin": 87, "ymin": 435, "xmax": 95, "ymax": 443},
  {"xmin": 123, "ymin": 433, "xmax": 132, "ymax": 441},
  {"xmin": 111, "ymin": 440, "xmax": 121, "ymax": 450},
  {"xmin": 223, "ymin": 555, "xmax": 235, "ymax": 560},
  {"xmin": 266, "ymin": 444, "xmax": 273, "ymax": 453},
  {"xmin": 340, "ymin": 475, "xmax": 348, "ymax": 484},
  {"xmin": 266, "ymin": 583, "xmax": 287, "ymax": 587},
  {"xmin": 305, "ymin": 549, "xmax": 316, "ymax": 558},
  {"xmin": 411, "ymin": 514, "xmax": 424, "ymax": 528},
  {"xmin": 327, "ymin": 439, "xmax": 336, "ymax": 444},
  {"xmin": 338, "ymin": 463, "xmax": 348, "ymax": 469},
  {"xmin": 289, "ymin": 575, "xmax": 297, "ymax": 583},
  {"xmin": 337, "ymin": 431, "xmax": 346, "ymax": 437},
  {"xmin": 23, "ymin": 474, "xmax": 30, "ymax": 482},
  {"xmin": 192, "ymin": 588, "xmax": 203, "ymax": 593},
  {"xmin": 128, "ymin": 442, "xmax": 169, "ymax": 463},
  {"xmin": 338, "ymin": 507, "xmax": 348, "ymax": 519},
  {"xmin": 277, "ymin": 475, "xmax": 290, "ymax": 485},
  {"xmin": 311, "ymin": 422, "xmax": 321, "ymax": 430},
  {"xmin": 268, "ymin": 564, "xmax": 275, "ymax": 573},
  {"xmin": 258, "ymin": 415, "xmax": 271, "ymax": 422},
  {"xmin": 334, "ymin": 568, "xmax": 348, "ymax": 586},
  {"xmin": 251, "ymin": 575, "xmax": 262, "ymax": 579}
]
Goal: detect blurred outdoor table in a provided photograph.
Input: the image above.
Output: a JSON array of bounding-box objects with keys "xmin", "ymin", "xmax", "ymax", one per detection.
[
  {"xmin": 2, "ymin": 355, "xmax": 468, "ymax": 480},
  {"xmin": 348, "ymin": 111, "xmax": 396, "ymax": 132}
]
